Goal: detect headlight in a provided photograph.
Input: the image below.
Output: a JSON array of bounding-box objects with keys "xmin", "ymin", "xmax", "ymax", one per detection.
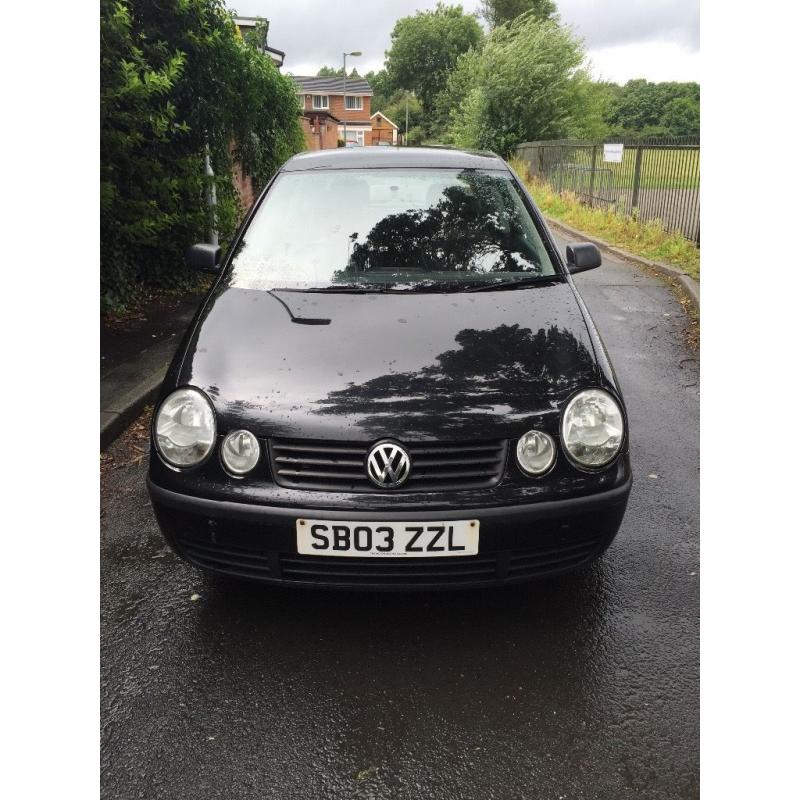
[
  {"xmin": 561, "ymin": 389, "xmax": 624, "ymax": 468},
  {"xmin": 221, "ymin": 429, "xmax": 260, "ymax": 476},
  {"xmin": 154, "ymin": 388, "xmax": 216, "ymax": 468},
  {"xmin": 516, "ymin": 430, "xmax": 556, "ymax": 476}
]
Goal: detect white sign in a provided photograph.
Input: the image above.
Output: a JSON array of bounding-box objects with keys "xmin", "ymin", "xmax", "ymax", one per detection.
[{"xmin": 603, "ymin": 143, "xmax": 624, "ymax": 163}]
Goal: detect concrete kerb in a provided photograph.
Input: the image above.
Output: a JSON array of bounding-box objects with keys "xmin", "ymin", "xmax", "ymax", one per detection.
[
  {"xmin": 544, "ymin": 215, "xmax": 700, "ymax": 318},
  {"xmin": 100, "ymin": 373, "xmax": 164, "ymax": 451},
  {"xmin": 100, "ymin": 338, "xmax": 178, "ymax": 450}
]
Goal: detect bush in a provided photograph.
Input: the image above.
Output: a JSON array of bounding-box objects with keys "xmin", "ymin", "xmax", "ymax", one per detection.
[
  {"xmin": 448, "ymin": 11, "xmax": 602, "ymax": 155},
  {"xmin": 100, "ymin": 0, "xmax": 304, "ymax": 312}
]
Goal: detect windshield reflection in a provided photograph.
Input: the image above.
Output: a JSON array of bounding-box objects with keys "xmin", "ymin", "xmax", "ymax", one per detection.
[
  {"xmin": 228, "ymin": 168, "xmax": 557, "ymax": 292},
  {"xmin": 337, "ymin": 171, "xmax": 549, "ymax": 282}
]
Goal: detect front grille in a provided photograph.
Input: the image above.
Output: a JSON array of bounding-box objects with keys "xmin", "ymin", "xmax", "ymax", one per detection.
[
  {"xmin": 269, "ymin": 438, "xmax": 508, "ymax": 493},
  {"xmin": 175, "ymin": 530, "xmax": 605, "ymax": 586},
  {"xmin": 506, "ymin": 537, "xmax": 602, "ymax": 578},
  {"xmin": 280, "ymin": 554, "xmax": 498, "ymax": 586},
  {"xmin": 178, "ymin": 536, "xmax": 273, "ymax": 580},
  {"xmin": 278, "ymin": 536, "xmax": 602, "ymax": 586}
]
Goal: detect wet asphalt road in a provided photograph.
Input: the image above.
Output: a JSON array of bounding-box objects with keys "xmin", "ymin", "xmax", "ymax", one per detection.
[{"xmin": 101, "ymin": 235, "xmax": 699, "ymax": 799}]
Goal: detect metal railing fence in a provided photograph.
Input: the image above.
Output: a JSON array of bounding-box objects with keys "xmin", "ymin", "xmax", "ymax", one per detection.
[{"xmin": 515, "ymin": 136, "xmax": 700, "ymax": 242}]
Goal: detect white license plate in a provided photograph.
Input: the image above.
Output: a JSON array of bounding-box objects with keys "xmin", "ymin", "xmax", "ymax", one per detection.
[{"xmin": 296, "ymin": 519, "xmax": 479, "ymax": 557}]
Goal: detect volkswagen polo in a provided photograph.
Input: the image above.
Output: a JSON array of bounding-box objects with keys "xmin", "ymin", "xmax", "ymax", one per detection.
[{"xmin": 147, "ymin": 147, "xmax": 631, "ymax": 589}]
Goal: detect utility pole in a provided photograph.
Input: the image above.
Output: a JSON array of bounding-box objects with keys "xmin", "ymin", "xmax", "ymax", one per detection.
[
  {"xmin": 342, "ymin": 51, "xmax": 362, "ymax": 146},
  {"xmin": 204, "ymin": 141, "xmax": 218, "ymax": 246},
  {"xmin": 342, "ymin": 56, "xmax": 347, "ymax": 147},
  {"xmin": 405, "ymin": 97, "xmax": 409, "ymax": 146}
]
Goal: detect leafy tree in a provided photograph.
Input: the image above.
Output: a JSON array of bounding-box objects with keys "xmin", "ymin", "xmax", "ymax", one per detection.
[
  {"xmin": 437, "ymin": 47, "xmax": 483, "ymax": 142},
  {"xmin": 364, "ymin": 69, "xmax": 392, "ymax": 112},
  {"xmin": 344, "ymin": 171, "xmax": 549, "ymax": 276},
  {"xmin": 382, "ymin": 90, "xmax": 424, "ymax": 140},
  {"xmin": 563, "ymin": 77, "xmax": 613, "ymax": 140},
  {"xmin": 316, "ymin": 323, "xmax": 593, "ymax": 439},
  {"xmin": 315, "ymin": 66, "xmax": 360, "ymax": 77},
  {"xmin": 660, "ymin": 95, "xmax": 700, "ymax": 137},
  {"xmin": 240, "ymin": 18, "xmax": 269, "ymax": 51},
  {"xmin": 587, "ymin": 80, "xmax": 623, "ymax": 128},
  {"xmin": 480, "ymin": 0, "xmax": 556, "ymax": 28},
  {"xmin": 449, "ymin": 12, "xmax": 597, "ymax": 154},
  {"xmin": 605, "ymin": 79, "xmax": 700, "ymax": 138},
  {"xmin": 404, "ymin": 126, "xmax": 426, "ymax": 146},
  {"xmin": 100, "ymin": 0, "xmax": 304, "ymax": 311},
  {"xmin": 384, "ymin": 3, "xmax": 484, "ymax": 132}
]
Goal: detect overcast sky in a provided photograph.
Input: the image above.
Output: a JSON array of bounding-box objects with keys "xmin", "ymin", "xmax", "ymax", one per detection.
[{"xmin": 229, "ymin": 0, "xmax": 699, "ymax": 84}]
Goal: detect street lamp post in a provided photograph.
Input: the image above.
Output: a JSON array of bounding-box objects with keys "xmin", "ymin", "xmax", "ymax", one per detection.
[{"xmin": 342, "ymin": 50, "xmax": 362, "ymax": 147}]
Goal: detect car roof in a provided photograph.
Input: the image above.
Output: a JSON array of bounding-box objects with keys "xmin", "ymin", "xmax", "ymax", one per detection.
[{"xmin": 281, "ymin": 146, "xmax": 507, "ymax": 172}]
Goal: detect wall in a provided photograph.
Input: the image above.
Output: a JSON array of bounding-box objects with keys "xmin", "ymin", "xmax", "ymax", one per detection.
[
  {"xmin": 232, "ymin": 161, "xmax": 256, "ymax": 209},
  {"xmin": 301, "ymin": 114, "xmax": 340, "ymax": 151}
]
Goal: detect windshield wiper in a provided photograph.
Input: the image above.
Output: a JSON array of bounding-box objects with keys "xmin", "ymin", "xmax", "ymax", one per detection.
[
  {"xmin": 463, "ymin": 276, "xmax": 562, "ymax": 292},
  {"xmin": 267, "ymin": 291, "xmax": 331, "ymax": 324},
  {"xmin": 275, "ymin": 285, "xmax": 387, "ymax": 294},
  {"xmin": 270, "ymin": 277, "xmax": 561, "ymax": 295}
]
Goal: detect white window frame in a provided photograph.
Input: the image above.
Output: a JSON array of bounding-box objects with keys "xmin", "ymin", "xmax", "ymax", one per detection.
[
  {"xmin": 312, "ymin": 94, "xmax": 329, "ymax": 110},
  {"xmin": 345, "ymin": 95, "xmax": 363, "ymax": 111}
]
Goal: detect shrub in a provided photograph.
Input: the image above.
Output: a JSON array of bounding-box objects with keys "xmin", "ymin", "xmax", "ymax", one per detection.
[
  {"xmin": 100, "ymin": 0, "xmax": 304, "ymax": 312},
  {"xmin": 448, "ymin": 12, "xmax": 602, "ymax": 155}
]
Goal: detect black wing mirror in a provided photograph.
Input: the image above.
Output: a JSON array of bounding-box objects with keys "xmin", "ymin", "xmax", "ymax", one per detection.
[
  {"xmin": 185, "ymin": 243, "xmax": 222, "ymax": 273},
  {"xmin": 566, "ymin": 242, "xmax": 602, "ymax": 274}
]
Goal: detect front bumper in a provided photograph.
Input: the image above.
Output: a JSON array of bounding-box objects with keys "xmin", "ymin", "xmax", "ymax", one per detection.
[{"xmin": 147, "ymin": 474, "xmax": 632, "ymax": 590}]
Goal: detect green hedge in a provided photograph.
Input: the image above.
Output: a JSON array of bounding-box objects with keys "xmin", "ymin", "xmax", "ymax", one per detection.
[{"xmin": 100, "ymin": 0, "xmax": 305, "ymax": 311}]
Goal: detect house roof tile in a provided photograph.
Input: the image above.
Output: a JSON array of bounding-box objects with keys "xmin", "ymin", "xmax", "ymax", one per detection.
[{"xmin": 291, "ymin": 75, "xmax": 373, "ymax": 96}]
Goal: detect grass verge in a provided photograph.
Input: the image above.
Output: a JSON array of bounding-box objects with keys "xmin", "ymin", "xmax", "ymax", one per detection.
[{"xmin": 511, "ymin": 158, "xmax": 700, "ymax": 281}]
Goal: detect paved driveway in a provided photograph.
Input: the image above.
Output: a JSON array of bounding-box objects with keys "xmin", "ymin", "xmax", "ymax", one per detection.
[{"xmin": 101, "ymin": 233, "xmax": 699, "ymax": 799}]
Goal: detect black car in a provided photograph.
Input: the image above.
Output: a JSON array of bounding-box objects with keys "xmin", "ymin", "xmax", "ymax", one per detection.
[{"xmin": 147, "ymin": 147, "xmax": 631, "ymax": 590}]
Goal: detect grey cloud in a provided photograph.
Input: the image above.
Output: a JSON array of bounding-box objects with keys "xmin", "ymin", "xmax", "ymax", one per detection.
[
  {"xmin": 557, "ymin": 0, "xmax": 699, "ymax": 51},
  {"xmin": 230, "ymin": 1, "xmax": 456, "ymax": 75},
  {"xmin": 229, "ymin": 0, "xmax": 699, "ymax": 75}
]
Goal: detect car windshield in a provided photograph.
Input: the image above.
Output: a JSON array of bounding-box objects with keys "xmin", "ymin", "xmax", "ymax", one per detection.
[{"xmin": 227, "ymin": 168, "xmax": 559, "ymax": 292}]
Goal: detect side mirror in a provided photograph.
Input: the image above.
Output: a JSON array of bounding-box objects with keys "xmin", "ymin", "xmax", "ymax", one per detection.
[
  {"xmin": 185, "ymin": 243, "xmax": 221, "ymax": 273},
  {"xmin": 566, "ymin": 242, "xmax": 602, "ymax": 274}
]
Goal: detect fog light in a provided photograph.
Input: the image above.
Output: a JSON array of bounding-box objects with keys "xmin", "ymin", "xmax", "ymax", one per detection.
[
  {"xmin": 516, "ymin": 430, "xmax": 556, "ymax": 476},
  {"xmin": 221, "ymin": 429, "xmax": 260, "ymax": 476}
]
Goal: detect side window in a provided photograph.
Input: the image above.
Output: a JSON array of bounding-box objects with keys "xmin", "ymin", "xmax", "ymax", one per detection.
[{"xmin": 312, "ymin": 95, "xmax": 329, "ymax": 110}]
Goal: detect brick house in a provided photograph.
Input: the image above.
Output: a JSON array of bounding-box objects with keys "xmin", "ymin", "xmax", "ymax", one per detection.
[{"xmin": 292, "ymin": 75, "xmax": 374, "ymax": 149}]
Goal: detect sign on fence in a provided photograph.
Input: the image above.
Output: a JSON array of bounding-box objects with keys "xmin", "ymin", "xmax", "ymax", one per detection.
[
  {"xmin": 603, "ymin": 143, "xmax": 624, "ymax": 163},
  {"xmin": 515, "ymin": 136, "xmax": 700, "ymax": 242}
]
